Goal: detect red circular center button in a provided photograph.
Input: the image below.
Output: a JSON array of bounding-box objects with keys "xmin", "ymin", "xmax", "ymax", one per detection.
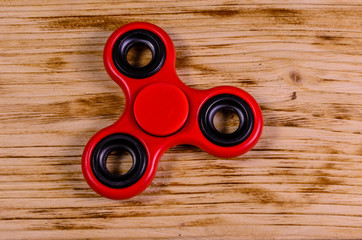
[{"xmin": 133, "ymin": 82, "xmax": 189, "ymax": 136}]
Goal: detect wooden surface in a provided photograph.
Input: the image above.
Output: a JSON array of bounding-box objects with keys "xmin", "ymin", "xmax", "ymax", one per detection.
[{"xmin": 1, "ymin": 0, "xmax": 362, "ymax": 239}]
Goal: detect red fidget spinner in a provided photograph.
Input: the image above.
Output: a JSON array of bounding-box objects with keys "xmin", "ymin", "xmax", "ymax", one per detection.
[{"xmin": 82, "ymin": 22, "xmax": 263, "ymax": 199}]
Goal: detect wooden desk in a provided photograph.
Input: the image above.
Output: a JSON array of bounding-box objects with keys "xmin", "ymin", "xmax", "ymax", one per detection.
[{"xmin": 1, "ymin": 1, "xmax": 361, "ymax": 239}]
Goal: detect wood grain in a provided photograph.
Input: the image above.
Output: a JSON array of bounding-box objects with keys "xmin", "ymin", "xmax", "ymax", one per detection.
[{"xmin": 1, "ymin": 0, "xmax": 361, "ymax": 239}]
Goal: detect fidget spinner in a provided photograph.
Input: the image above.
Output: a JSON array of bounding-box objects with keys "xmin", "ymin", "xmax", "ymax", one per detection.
[{"xmin": 82, "ymin": 22, "xmax": 263, "ymax": 199}]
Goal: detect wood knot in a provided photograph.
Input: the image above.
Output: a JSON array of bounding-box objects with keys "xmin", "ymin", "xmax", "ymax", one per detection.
[
  {"xmin": 290, "ymin": 91, "xmax": 297, "ymax": 100},
  {"xmin": 289, "ymin": 71, "xmax": 302, "ymax": 84}
]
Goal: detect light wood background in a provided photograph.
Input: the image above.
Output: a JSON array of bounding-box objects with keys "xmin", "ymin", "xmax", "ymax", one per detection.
[{"xmin": 1, "ymin": 0, "xmax": 362, "ymax": 239}]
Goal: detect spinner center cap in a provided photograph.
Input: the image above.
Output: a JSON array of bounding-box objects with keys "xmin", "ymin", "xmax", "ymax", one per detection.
[{"xmin": 133, "ymin": 82, "xmax": 189, "ymax": 136}]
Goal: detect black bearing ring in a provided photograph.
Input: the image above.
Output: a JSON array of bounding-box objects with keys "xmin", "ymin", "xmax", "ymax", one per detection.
[
  {"xmin": 112, "ymin": 29, "xmax": 166, "ymax": 79},
  {"xmin": 199, "ymin": 94, "xmax": 254, "ymax": 147},
  {"xmin": 91, "ymin": 134, "xmax": 147, "ymax": 188}
]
